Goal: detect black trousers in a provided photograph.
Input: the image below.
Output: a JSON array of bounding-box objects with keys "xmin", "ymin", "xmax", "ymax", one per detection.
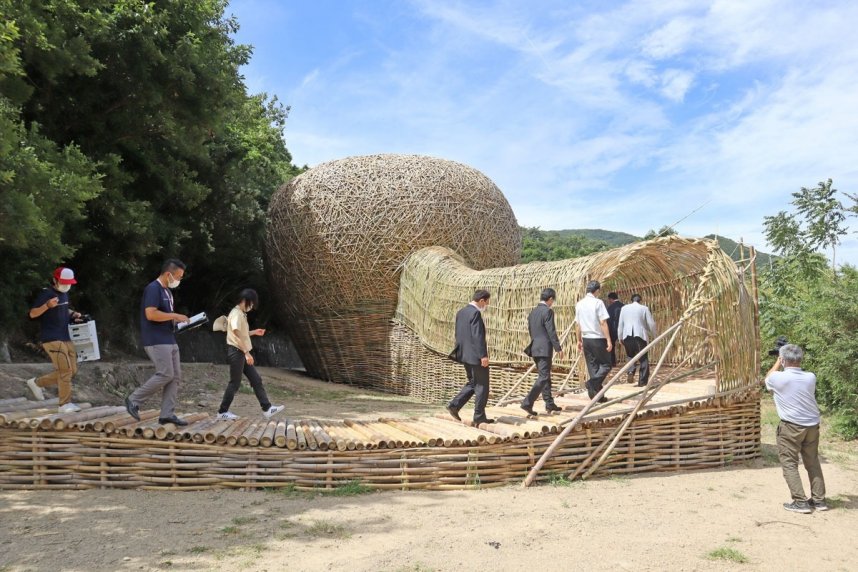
[
  {"xmin": 522, "ymin": 355, "xmax": 556, "ymax": 408},
  {"xmin": 218, "ymin": 346, "xmax": 272, "ymax": 413},
  {"xmin": 449, "ymin": 363, "xmax": 490, "ymax": 421},
  {"xmin": 622, "ymin": 336, "xmax": 650, "ymax": 386},
  {"xmin": 582, "ymin": 338, "xmax": 612, "ymax": 398}
]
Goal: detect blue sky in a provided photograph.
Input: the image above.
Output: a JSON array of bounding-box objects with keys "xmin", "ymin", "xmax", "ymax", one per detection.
[{"xmin": 228, "ymin": 0, "xmax": 858, "ymax": 263}]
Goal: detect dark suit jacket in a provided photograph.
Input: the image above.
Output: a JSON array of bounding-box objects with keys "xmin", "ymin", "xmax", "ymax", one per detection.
[
  {"xmin": 526, "ymin": 302, "xmax": 562, "ymax": 357},
  {"xmin": 607, "ymin": 301, "xmax": 623, "ymax": 342},
  {"xmin": 449, "ymin": 303, "xmax": 488, "ymax": 366}
]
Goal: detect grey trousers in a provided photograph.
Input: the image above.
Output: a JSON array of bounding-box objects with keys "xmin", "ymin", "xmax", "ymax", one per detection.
[
  {"xmin": 130, "ymin": 344, "xmax": 181, "ymax": 419},
  {"xmin": 777, "ymin": 420, "xmax": 826, "ymax": 502}
]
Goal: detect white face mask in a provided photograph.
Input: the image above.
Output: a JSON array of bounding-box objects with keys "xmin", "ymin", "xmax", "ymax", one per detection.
[
  {"xmin": 56, "ymin": 284, "xmax": 71, "ymax": 293},
  {"xmin": 167, "ymin": 273, "xmax": 181, "ymax": 289}
]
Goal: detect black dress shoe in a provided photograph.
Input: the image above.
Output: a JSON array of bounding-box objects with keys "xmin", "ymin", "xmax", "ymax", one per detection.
[
  {"xmin": 125, "ymin": 396, "xmax": 140, "ymax": 421},
  {"xmin": 158, "ymin": 416, "xmax": 189, "ymax": 427},
  {"xmin": 473, "ymin": 418, "xmax": 496, "ymax": 425},
  {"xmin": 446, "ymin": 404, "xmax": 461, "ymax": 421},
  {"xmin": 520, "ymin": 404, "xmax": 538, "ymax": 417},
  {"xmin": 545, "ymin": 403, "xmax": 563, "ymax": 413}
]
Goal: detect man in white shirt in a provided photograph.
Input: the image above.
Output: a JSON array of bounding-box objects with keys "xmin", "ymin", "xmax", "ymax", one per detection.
[
  {"xmin": 764, "ymin": 344, "xmax": 827, "ymax": 514},
  {"xmin": 575, "ymin": 280, "xmax": 612, "ymax": 402},
  {"xmin": 617, "ymin": 294, "xmax": 657, "ymax": 386}
]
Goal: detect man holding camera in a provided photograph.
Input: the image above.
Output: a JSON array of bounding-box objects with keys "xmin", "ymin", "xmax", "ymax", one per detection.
[{"xmin": 764, "ymin": 343, "xmax": 828, "ymax": 513}]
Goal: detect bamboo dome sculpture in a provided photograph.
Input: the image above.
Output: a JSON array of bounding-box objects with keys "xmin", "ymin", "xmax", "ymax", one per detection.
[{"xmin": 266, "ymin": 154, "xmax": 521, "ymax": 386}]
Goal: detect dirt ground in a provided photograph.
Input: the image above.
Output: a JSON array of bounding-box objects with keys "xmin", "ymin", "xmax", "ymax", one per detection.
[{"xmin": 1, "ymin": 363, "xmax": 857, "ymax": 572}]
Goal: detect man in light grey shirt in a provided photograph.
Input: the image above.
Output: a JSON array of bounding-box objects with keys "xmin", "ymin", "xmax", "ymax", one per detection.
[
  {"xmin": 617, "ymin": 294, "xmax": 657, "ymax": 386},
  {"xmin": 764, "ymin": 344, "xmax": 827, "ymax": 514}
]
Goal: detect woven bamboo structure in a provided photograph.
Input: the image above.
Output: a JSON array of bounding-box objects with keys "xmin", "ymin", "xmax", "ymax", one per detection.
[
  {"xmin": 266, "ymin": 154, "xmax": 520, "ymax": 387},
  {"xmin": 0, "ymin": 385, "xmax": 760, "ymax": 490}
]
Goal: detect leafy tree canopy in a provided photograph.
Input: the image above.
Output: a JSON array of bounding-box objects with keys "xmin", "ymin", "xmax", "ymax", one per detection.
[{"xmin": 0, "ymin": 0, "xmax": 300, "ymax": 343}]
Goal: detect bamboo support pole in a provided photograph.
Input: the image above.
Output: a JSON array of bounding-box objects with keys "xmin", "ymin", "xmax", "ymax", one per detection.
[
  {"xmin": 522, "ymin": 318, "xmax": 686, "ymax": 487},
  {"xmin": 492, "ymin": 322, "xmax": 575, "ymax": 407},
  {"xmin": 0, "ymin": 399, "xmax": 60, "ymax": 413},
  {"xmin": 578, "ymin": 324, "xmax": 684, "ymax": 480}
]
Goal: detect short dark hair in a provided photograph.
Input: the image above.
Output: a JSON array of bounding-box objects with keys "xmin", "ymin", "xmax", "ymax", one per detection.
[
  {"xmin": 585, "ymin": 280, "xmax": 601, "ymax": 293},
  {"xmin": 472, "ymin": 289, "xmax": 491, "ymax": 302},
  {"xmin": 161, "ymin": 258, "xmax": 186, "ymax": 274},
  {"xmin": 238, "ymin": 288, "xmax": 259, "ymax": 309},
  {"xmin": 607, "ymin": 292, "xmax": 618, "ymax": 300},
  {"xmin": 540, "ymin": 288, "xmax": 556, "ymax": 302},
  {"xmin": 631, "ymin": 294, "xmax": 642, "ymax": 303}
]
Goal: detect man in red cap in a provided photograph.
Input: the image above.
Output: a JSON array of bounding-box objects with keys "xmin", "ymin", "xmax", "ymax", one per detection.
[{"xmin": 26, "ymin": 266, "xmax": 85, "ymax": 413}]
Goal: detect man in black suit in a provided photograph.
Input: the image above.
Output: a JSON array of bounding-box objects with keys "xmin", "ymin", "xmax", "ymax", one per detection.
[
  {"xmin": 521, "ymin": 288, "xmax": 564, "ymax": 416},
  {"xmin": 447, "ymin": 289, "xmax": 495, "ymax": 425},
  {"xmin": 606, "ymin": 292, "xmax": 623, "ymax": 366}
]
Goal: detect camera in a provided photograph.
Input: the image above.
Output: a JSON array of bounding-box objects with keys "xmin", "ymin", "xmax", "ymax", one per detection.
[{"xmin": 767, "ymin": 335, "xmax": 788, "ymax": 357}]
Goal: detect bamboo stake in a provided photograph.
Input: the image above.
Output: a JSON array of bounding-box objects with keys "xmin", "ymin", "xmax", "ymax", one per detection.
[
  {"xmin": 522, "ymin": 318, "xmax": 686, "ymax": 487},
  {"xmin": 492, "ymin": 322, "xmax": 575, "ymax": 406},
  {"xmin": 578, "ymin": 324, "xmax": 684, "ymax": 480}
]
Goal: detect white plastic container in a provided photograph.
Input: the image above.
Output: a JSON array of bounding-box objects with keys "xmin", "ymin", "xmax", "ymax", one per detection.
[{"xmin": 68, "ymin": 320, "xmax": 101, "ymax": 362}]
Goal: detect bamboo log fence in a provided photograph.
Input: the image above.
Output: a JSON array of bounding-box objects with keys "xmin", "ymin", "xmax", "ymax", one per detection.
[{"xmin": 0, "ymin": 385, "xmax": 760, "ymax": 491}]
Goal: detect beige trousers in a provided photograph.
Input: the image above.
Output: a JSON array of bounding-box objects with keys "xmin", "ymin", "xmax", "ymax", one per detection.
[{"xmin": 37, "ymin": 341, "xmax": 78, "ymax": 405}]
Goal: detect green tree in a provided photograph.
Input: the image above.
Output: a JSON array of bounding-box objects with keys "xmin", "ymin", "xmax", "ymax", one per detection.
[
  {"xmin": 759, "ymin": 179, "xmax": 858, "ymax": 438},
  {"xmin": 0, "ymin": 5, "xmax": 104, "ymax": 354},
  {"xmin": 643, "ymin": 225, "xmax": 677, "ymax": 240},
  {"xmin": 1, "ymin": 0, "xmax": 298, "ymax": 350},
  {"xmin": 520, "ymin": 226, "xmax": 610, "ymax": 263},
  {"xmin": 764, "ymin": 179, "xmax": 851, "ymax": 270}
]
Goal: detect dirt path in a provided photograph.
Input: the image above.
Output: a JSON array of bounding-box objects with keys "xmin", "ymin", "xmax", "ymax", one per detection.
[{"xmin": 1, "ymin": 364, "xmax": 856, "ymax": 571}]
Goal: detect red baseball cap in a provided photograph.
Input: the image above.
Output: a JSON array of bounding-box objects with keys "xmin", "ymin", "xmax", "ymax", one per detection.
[{"xmin": 53, "ymin": 267, "xmax": 77, "ymax": 285}]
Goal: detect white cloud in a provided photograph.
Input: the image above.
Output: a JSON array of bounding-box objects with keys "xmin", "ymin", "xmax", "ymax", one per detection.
[
  {"xmin": 659, "ymin": 68, "xmax": 695, "ymax": 101},
  {"xmin": 640, "ymin": 16, "xmax": 696, "ymax": 59}
]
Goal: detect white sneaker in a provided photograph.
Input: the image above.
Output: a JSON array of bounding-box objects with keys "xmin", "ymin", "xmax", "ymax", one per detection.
[
  {"xmin": 26, "ymin": 378, "xmax": 45, "ymax": 401},
  {"xmin": 263, "ymin": 405, "xmax": 285, "ymax": 419},
  {"xmin": 58, "ymin": 403, "xmax": 82, "ymax": 414},
  {"xmin": 217, "ymin": 411, "xmax": 239, "ymax": 421}
]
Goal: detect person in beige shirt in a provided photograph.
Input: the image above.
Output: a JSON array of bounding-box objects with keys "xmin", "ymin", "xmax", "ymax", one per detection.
[{"xmin": 216, "ymin": 289, "xmax": 284, "ymax": 420}]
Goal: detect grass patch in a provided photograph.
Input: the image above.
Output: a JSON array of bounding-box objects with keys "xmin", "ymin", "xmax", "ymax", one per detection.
[
  {"xmin": 320, "ymin": 480, "xmax": 375, "ymax": 496},
  {"xmin": 231, "ymin": 516, "xmax": 258, "ymax": 526},
  {"xmin": 189, "ymin": 546, "xmax": 209, "ymax": 554},
  {"xmin": 219, "ymin": 525, "xmax": 241, "ymax": 535},
  {"xmin": 761, "ymin": 446, "xmax": 780, "ymax": 466},
  {"xmin": 706, "ymin": 547, "xmax": 749, "ymax": 563},
  {"xmin": 547, "ymin": 472, "xmax": 577, "ymax": 487},
  {"xmin": 279, "ymin": 520, "xmax": 297, "ymax": 529},
  {"xmin": 238, "ymin": 385, "xmax": 254, "ymax": 395},
  {"xmin": 761, "ymin": 406, "xmax": 780, "ymax": 428},
  {"xmin": 826, "ymin": 496, "xmax": 846, "ymax": 509},
  {"xmin": 306, "ymin": 520, "xmax": 351, "ymax": 539}
]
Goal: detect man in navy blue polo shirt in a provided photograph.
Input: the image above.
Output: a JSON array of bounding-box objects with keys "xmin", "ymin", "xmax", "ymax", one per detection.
[
  {"xmin": 26, "ymin": 267, "xmax": 84, "ymax": 413},
  {"xmin": 124, "ymin": 259, "xmax": 190, "ymax": 426}
]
